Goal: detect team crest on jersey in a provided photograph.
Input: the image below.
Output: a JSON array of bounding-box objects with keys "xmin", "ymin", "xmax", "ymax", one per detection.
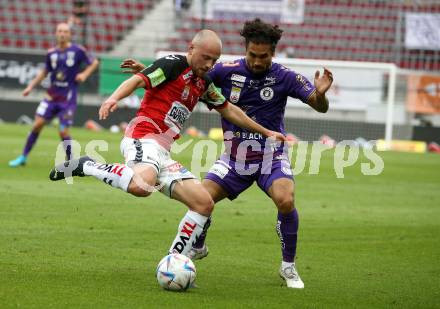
[
  {"xmin": 230, "ymin": 86, "xmax": 242, "ymax": 103},
  {"xmin": 231, "ymin": 74, "xmax": 246, "ymax": 83},
  {"xmin": 260, "ymin": 87, "xmax": 274, "ymax": 101},
  {"xmin": 66, "ymin": 51, "xmax": 75, "ymax": 67},
  {"xmin": 181, "ymin": 85, "xmax": 190, "ymax": 101}
]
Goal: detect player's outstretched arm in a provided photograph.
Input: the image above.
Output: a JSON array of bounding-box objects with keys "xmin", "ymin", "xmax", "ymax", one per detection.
[
  {"xmin": 22, "ymin": 69, "xmax": 48, "ymax": 96},
  {"xmin": 307, "ymin": 67, "xmax": 333, "ymax": 113},
  {"xmin": 217, "ymin": 102, "xmax": 286, "ymax": 142},
  {"xmin": 120, "ymin": 59, "xmax": 146, "ymax": 74},
  {"xmin": 75, "ymin": 58, "xmax": 99, "ymax": 83},
  {"xmin": 99, "ymin": 75, "xmax": 146, "ymax": 120}
]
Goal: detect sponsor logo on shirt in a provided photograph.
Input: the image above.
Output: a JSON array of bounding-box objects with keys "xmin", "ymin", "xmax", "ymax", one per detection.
[
  {"xmin": 54, "ymin": 81, "xmax": 68, "ymax": 87},
  {"xmin": 234, "ymin": 131, "xmax": 264, "ymax": 140},
  {"xmin": 231, "ymin": 81, "xmax": 244, "ymax": 88},
  {"xmin": 165, "ymin": 101, "xmax": 191, "ymax": 133},
  {"xmin": 230, "ymin": 86, "xmax": 242, "ymax": 103},
  {"xmin": 147, "ymin": 68, "xmax": 166, "ymax": 87},
  {"xmin": 231, "ymin": 74, "xmax": 246, "ymax": 83},
  {"xmin": 260, "ymin": 87, "xmax": 274, "ymax": 101},
  {"xmin": 296, "ymin": 74, "xmax": 311, "ymax": 91},
  {"xmin": 264, "ymin": 76, "xmax": 276, "ymax": 86}
]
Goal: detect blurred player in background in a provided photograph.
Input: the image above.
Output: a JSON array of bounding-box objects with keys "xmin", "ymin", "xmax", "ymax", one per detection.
[
  {"xmin": 8, "ymin": 23, "xmax": 99, "ymax": 167},
  {"xmin": 49, "ymin": 30, "xmax": 286, "ymax": 257},
  {"xmin": 122, "ymin": 18, "xmax": 333, "ymax": 288}
]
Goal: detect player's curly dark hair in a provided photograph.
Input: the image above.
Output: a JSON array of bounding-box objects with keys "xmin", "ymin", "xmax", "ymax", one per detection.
[{"xmin": 240, "ymin": 18, "xmax": 283, "ymax": 52}]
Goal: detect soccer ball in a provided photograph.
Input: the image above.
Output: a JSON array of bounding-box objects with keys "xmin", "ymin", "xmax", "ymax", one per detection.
[{"xmin": 156, "ymin": 253, "xmax": 196, "ymax": 291}]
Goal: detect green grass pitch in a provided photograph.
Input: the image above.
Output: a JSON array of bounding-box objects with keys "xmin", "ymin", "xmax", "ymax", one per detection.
[{"xmin": 1, "ymin": 123, "xmax": 439, "ymax": 308}]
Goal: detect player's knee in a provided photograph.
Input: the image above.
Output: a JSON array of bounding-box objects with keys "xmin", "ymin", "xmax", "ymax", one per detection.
[
  {"xmin": 129, "ymin": 185, "xmax": 152, "ymax": 197},
  {"xmin": 32, "ymin": 124, "xmax": 44, "ymax": 133},
  {"xmin": 127, "ymin": 171, "xmax": 157, "ymax": 197},
  {"xmin": 192, "ymin": 194, "xmax": 214, "ymax": 216},
  {"xmin": 274, "ymin": 194, "xmax": 295, "ymax": 213},
  {"xmin": 127, "ymin": 180, "xmax": 153, "ymax": 197}
]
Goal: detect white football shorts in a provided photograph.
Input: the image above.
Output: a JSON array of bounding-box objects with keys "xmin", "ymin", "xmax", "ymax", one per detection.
[{"xmin": 120, "ymin": 137, "xmax": 196, "ymax": 197}]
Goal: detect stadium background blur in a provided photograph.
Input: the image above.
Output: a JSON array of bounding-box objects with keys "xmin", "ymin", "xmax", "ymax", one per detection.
[
  {"xmin": 1, "ymin": 1, "xmax": 440, "ymax": 308},
  {"xmin": 1, "ymin": 0, "xmax": 440, "ymax": 147}
]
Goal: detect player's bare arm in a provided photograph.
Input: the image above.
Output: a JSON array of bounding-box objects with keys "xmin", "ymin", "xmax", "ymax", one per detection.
[
  {"xmin": 75, "ymin": 58, "xmax": 99, "ymax": 83},
  {"xmin": 99, "ymin": 75, "xmax": 146, "ymax": 120},
  {"xmin": 217, "ymin": 102, "xmax": 286, "ymax": 142},
  {"xmin": 22, "ymin": 69, "xmax": 48, "ymax": 96},
  {"xmin": 307, "ymin": 67, "xmax": 333, "ymax": 113},
  {"xmin": 120, "ymin": 58, "xmax": 146, "ymax": 74}
]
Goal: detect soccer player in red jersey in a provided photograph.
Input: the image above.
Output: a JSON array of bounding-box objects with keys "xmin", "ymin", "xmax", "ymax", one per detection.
[
  {"xmin": 49, "ymin": 30, "xmax": 285, "ymax": 257},
  {"xmin": 121, "ymin": 20, "xmax": 333, "ymax": 288}
]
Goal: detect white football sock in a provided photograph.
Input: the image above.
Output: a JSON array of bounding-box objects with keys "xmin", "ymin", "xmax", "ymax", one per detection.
[
  {"xmin": 169, "ymin": 210, "xmax": 209, "ymax": 256},
  {"xmin": 83, "ymin": 161, "xmax": 134, "ymax": 192}
]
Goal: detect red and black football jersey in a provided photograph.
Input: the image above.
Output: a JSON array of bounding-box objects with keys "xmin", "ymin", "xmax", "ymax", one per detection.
[{"xmin": 125, "ymin": 54, "xmax": 227, "ymax": 149}]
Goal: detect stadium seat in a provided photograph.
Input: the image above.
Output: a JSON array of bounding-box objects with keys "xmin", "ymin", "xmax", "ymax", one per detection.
[
  {"xmin": 0, "ymin": 0, "xmax": 157, "ymax": 53},
  {"xmin": 169, "ymin": 0, "xmax": 440, "ymax": 71}
]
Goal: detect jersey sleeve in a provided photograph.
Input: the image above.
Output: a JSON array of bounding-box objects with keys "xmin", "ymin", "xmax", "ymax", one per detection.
[
  {"xmin": 136, "ymin": 55, "xmax": 183, "ymax": 89},
  {"xmin": 200, "ymin": 75, "xmax": 228, "ymax": 110},
  {"xmin": 285, "ymin": 70, "xmax": 316, "ymax": 103},
  {"xmin": 45, "ymin": 52, "xmax": 52, "ymax": 72},
  {"xmin": 78, "ymin": 45, "xmax": 94, "ymax": 65}
]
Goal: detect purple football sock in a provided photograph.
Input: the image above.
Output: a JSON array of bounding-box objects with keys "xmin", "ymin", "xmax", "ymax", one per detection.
[
  {"xmin": 276, "ymin": 208, "xmax": 299, "ymax": 263},
  {"xmin": 23, "ymin": 131, "xmax": 40, "ymax": 156},
  {"xmin": 192, "ymin": 216, "xmax": 211, "ymax": 249},
  {"xmin": 61, "ymin": 135, "xmax": 72, "ymax": 160}
]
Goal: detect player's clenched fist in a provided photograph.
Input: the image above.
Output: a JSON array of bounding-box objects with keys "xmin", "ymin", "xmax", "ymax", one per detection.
[{"xmin": 99, "ymin": 98, "xmax": 118, "ymax": 120}]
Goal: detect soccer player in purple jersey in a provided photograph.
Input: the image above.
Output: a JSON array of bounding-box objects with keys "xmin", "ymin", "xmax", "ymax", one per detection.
[
  {"xmin": 120, "ymin": 19, "xmax": 333, "ymax": 288},
  {"xmin": 9, "ymin": 23, "xmax": 99, "ymax": 167},
  {"xmin": 192, "ymin": 19, "xmax": 332, "ymax": 288}
]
